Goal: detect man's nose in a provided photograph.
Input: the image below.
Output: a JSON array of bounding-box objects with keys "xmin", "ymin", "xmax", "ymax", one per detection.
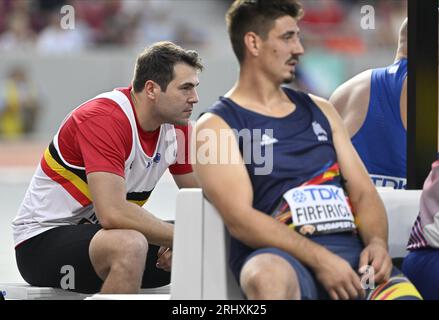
[
  {"xmin": 293, "ymin": 40, "xmax": 305, "ymax": 56},
  {"xmin": 189, "ymin": 89, "xmax": 199, "ymax": 104}
]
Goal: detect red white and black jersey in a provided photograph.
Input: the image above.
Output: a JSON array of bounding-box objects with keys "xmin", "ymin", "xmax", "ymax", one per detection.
[{"xmin": 13, "ymin": 87, "xmax": 192, "ymax": 246}]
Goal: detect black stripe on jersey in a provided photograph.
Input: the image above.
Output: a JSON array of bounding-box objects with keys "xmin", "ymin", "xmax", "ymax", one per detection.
[
  {"xmin": 48, "ymin": 141, "xmax": 87, "ymax": 183},
  {"xmin": 127, "ymin": 189, "xmax": 154, "ymax": 202}
]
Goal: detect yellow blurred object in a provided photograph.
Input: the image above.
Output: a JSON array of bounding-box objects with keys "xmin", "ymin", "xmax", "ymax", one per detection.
[{"xmin": 0, "ymin": 80, "xmax": 24, "ymax": 138}]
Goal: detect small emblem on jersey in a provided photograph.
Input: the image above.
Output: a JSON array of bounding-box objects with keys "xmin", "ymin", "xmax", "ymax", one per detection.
[
  {"xmin": 260, "ymin": 134, "xmax": 278, "ymax": 146},
  {"xmin": 129, "ymin": 162, "xmax": 134, "ymax": 170},
  {"xmin": 153, "ymin": 153, "xmax": 161, "ymax": 163},
  {"xmin": 312, "ymin": 121, "xmax": 328, "ymax": 142}
]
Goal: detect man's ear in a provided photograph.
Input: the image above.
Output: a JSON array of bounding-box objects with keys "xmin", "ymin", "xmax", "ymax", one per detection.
[
  {"xmin": 244, "ymin": 32, "xmax": 261, "ymax": 58},
  {"xmin": 145, "ymin": 80, "xmax": 160, "ymax": 99}
]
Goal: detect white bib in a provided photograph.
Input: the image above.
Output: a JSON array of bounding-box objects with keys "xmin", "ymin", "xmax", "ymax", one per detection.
[{"xmin": 282, "ymin": 185, "xmax": 356, "ymax": 236}]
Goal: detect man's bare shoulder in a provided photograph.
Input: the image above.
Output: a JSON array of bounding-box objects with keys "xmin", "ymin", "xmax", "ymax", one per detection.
[
  {"xmin": 196, "ymin": 112, "xmax": 230, "ymax": 131},
  {"xmin": 308, "ymin": 94, "xmax": 332, "ymax": 108},
  {"xmin": 330, "ymin": 70, "xmax": 372, "ymax": 114},
  {"xmin": 329, "ymin": 70, "xmax": 373, "ymax": 136},
  {"xmin": 197, "ymin": 112, "xmax": 222, "ymax": 126}
]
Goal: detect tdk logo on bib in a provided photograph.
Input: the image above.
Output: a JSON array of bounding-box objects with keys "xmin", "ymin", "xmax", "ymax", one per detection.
[
  {"xmin": 291, "ymin": 187, "xmax": 344, "ymax": 203},
  {"xmin": 283, "ymin": 185, "xmax": 356, "ymax": 236}
]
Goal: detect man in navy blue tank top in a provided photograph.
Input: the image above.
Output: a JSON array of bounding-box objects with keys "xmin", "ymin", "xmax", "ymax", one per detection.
[
  {"xmin": 330, "ymin": 19, "xmax": 407, "ymax": 189},
  {"xmin": 194, "ymin": 1, "xmax": 420, "ymax": 300}
]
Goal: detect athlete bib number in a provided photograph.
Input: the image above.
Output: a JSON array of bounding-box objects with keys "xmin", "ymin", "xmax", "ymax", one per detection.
[{"xmin": 281, "ymin": 185, "xmax": 356, "ymax": 236}]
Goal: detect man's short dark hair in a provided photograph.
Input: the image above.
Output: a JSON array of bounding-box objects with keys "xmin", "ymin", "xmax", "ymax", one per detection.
[
  {"xmin": 132, "ymin": 41, "xmax": 203, "ymax": 93},
  {"xmin": 226, "ymin": 0, "xmax": 304, "ymax": 63}
]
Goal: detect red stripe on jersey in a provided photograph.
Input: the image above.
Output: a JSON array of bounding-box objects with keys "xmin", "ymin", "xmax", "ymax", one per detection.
[{"xmin": 40, "ymin": 157, "xmax": 92, "ymax": 207}]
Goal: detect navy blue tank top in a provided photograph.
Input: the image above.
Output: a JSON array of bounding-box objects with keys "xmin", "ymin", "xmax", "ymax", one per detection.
[
  {"xmin": 207, "ymin": 87, "xmax": 344, "ymax": 214},
  {"xmin": 207, "ymin": 88, "xmax": 355, "ymax": 265},
  {"xmin": 352, "ymin": 58, "xmax": 407, "ymax": 189}
]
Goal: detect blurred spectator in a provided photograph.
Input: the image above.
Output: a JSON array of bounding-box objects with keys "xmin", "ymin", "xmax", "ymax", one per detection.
[
  {"xmin": 0, "ymin": 0, "xmax": 45, "ymax": 35},
  {"xmin": 72, "ymin": 0, "xmax": 125, "ymax": 45},
  {"xmin": 133, "ymin": 1, "xmax": 178, "ymax": 46},
  {"xmin": 130, "ymin": 0, "xmax": 206, "ymax": 48},
  {"xmin": 36, "ymin": 9, "xmax": 90, "ymax": 54},
  {"xmin": 0, "ymin": 11, "xmax": 36, "ymax": 52},
  {"xmin": 98, "ymin": 4, "xmax": 138, "ymax": 46},
  {"xmin": 174, "ymin": 21, "xmax": 207, "ymax": 48},
  {"xmin": 0, "ymin": 0, "xmax": 208, "ymax": 50},
  {"xmin": 37, "ymin": 0, "xmax": 66, "ymax": 12},
  {"xmin": 0, "ymin": 67, "xmax": 42, "ymax": 139}
]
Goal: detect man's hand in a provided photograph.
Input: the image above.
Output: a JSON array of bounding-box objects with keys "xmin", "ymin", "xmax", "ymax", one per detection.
[
  {"xmin": 156, "ymin": 246, "xmax": 172, "ymax": 272},
  {"xmin": 314, "ymin": 250, "xmax": 365, "ymax": 300},
  {"xmin": 358, "ymin": 241, "xmax": 392, "ymax": 284}
]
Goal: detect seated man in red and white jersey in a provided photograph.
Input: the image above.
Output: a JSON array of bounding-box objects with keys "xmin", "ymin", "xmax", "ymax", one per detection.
[{"xmin": 12, "ymin": 41, "xmax": 203, "ymax": 294}]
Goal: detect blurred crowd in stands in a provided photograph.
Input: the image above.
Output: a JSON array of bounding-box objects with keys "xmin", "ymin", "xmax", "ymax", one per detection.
[
  {"xmin": 0, "ymin": 0, "xmax": 405, "ymax": 54},
  {"xmin": 0, "ymin": 0, "xmax": 208, "ymax": 53},
  {"xmin": 300, "ymin": 0, "xmax": 406, "ymax": 53},
  {"xmin": 0, "ymin": 0, "xmax": 406, "ymax": 139},
  {"xmin": 291, "ymin": 0, "xmax": 407, "ymax": 96}
]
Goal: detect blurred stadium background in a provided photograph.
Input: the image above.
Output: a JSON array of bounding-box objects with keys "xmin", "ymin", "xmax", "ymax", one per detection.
[{"xmin": 0, "ymin": 0, "xmax": 406, "ymax": 283}]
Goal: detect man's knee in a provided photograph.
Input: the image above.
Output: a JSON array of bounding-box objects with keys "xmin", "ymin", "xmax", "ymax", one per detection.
[
  {"xmin": 116, "ymin": 230, "xmax": 149, "ymax": 258},
  {"xmin": 90, "ymin": 229, "xmax": 148, "ymax": 277},
  {"xmin": 240, "ymin": 253, "xmax": 300, "ymax": 299}
]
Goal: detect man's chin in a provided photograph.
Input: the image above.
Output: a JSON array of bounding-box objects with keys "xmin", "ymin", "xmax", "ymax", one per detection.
[
  {"xmin": 172, "ymin": 118, "xmax": 190, "ymax": 126},
  {"xmin": 282, "ymin": 75, "xmax": 295, "ymax": 84}
]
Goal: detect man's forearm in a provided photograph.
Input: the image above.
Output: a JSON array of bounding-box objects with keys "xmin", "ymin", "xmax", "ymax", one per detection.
[
  {"xmin": 353, "ymin": 193, "xmax": 389, "ymax": 249},
  {"xmin": 103, "ymin": 202, "xmax": 174, "ymax": 248}
]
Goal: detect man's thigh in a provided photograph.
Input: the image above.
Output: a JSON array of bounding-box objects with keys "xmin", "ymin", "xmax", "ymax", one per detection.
[
  {"xmin": 242, "ymin": 247, "xmax": 326, "ymax": 299},
  {"xmin": 15, "ymin": 224, "xmax": 103, "ymax": 294}
]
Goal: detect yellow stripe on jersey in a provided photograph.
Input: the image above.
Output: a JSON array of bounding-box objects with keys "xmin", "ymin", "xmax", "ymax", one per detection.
[
  {"xmin": 128, "ymin": 199, "xmax": 148, "ymax": 207},
  {"xmin": 43, "ymin": 148, "xmax": 92, "ymax": 202}
]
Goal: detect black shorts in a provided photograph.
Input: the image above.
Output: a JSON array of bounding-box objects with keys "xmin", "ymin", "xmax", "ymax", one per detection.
[{"xmin": 15, "ymin": 224, "xmax": 170, "ymax": 294}]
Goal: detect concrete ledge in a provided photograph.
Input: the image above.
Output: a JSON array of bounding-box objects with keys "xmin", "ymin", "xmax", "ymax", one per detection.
[
  {"xmin": 0, "ymin": 283, "xmax": 89, "ymax": 300},
  {"xmin": 0, "ymin": 283, "xmax": 171, "ymax": 300}
]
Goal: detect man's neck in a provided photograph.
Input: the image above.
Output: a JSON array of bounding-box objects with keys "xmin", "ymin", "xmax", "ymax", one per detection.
[
  {"xmin": 229, "ymin": 68, "xmax": 285, "ymax": 105},
  {"xmin": 130, "ymin": 89, "xmax": 161, "ymax": 132},
  {"xmin": 225, "ymin": 71, "xmax": 295, "ymax": 118}
]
